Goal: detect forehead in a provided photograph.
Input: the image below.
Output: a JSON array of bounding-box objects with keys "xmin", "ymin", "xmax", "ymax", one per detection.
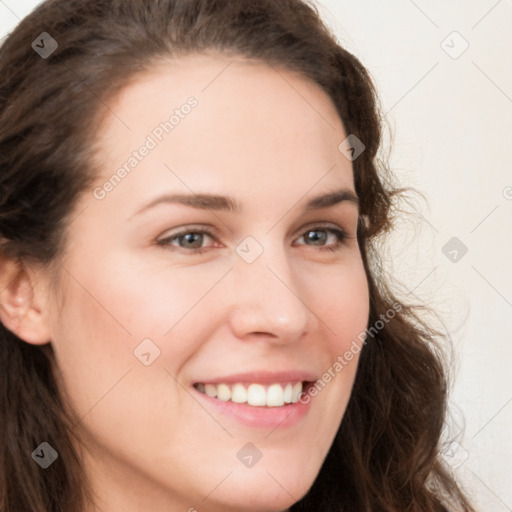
[
  {"xmin": 89, "ymin": 53, "xmax": 354, "ymax": 208},
  {"xmin": 103, "ymin": 52, "xmax": 343, "ymax": 128}
]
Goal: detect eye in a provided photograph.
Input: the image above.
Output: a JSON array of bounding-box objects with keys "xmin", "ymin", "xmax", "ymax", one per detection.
[
  {"xmin": 294, "ymin": 225, "xmax": 348, "ymax": 252},
  {"xmin": 157, "ymin": 223, "xmax": 350, "ymax": 254},
  {"xmin": 157, "ymin": 228, "xmax": 217, "ymax": 254}
]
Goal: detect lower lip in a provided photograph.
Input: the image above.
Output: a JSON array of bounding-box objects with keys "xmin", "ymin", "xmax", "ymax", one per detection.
[{"xmin": 191, "ymin": 386, "xmax": 313, "ymax": 429}]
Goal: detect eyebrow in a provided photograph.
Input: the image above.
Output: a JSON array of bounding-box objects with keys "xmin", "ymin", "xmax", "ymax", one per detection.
[{"xmin": 129, "ymin": 188, "xmax": 359, "ymax": 219}]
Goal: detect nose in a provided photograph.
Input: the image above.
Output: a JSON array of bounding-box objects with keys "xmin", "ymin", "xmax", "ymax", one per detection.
[{"xmin": 226, "ymin": 239, "xmax": 312, "ymax": 343}]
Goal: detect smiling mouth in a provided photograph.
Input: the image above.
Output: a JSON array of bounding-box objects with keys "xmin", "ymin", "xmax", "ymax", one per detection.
[{"xmin": 193, "ymin": 381, "xmax": 313, "ymax": 407}]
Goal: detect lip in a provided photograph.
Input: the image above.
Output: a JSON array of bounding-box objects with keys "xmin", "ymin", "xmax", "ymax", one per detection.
[
  {"xmin": 191, "ymin": 372, "xmax": 317, "ymax": 429},
  {"xmin": 192, "ymin": 370, "xmax": 318, "ymax": 386}
]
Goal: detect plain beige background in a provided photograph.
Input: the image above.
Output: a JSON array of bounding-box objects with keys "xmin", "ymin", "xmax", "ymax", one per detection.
[{"xmin": 1, "ymin": 0, "xmax": 511, "ymax": 510}]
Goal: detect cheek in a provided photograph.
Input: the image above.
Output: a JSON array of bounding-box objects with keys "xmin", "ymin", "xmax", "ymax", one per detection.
[
  {"xmin": 321, "ymin": 260, "xmax": 370, "ymax": 349},
  {"xmin": 311, "ymin": 261, "xmax": 369, "ymax": 412},
  {"xmin": 48, "ymin": 278, "xmax": 132, "ymax": 417},
  {"xmin": 48, "ymin": 253, "xmax": 221, "ymax": 413}
]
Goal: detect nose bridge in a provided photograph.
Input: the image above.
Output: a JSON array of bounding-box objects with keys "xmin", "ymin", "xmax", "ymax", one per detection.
[{"xmin": 227, "ymin": 234, "xmax": 310, "ymax": 340}]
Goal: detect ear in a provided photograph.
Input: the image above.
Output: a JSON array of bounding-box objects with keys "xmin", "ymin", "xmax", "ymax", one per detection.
[{"xmin": 0, "ymin": 253, "xmax": 52, "ymax": 345}]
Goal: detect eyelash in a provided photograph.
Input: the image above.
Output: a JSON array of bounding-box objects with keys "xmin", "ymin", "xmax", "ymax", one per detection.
[{"xmin": 157, "ymin": 223, "xmax": 350, "ymax": 255}]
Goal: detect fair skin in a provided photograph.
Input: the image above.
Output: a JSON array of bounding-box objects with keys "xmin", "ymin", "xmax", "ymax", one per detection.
[{"xmin": 0, "ymin": 54, "xmax": 369, "ymax": 511}]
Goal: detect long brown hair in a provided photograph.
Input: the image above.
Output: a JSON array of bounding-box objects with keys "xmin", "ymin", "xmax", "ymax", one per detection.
[{"xmin": 0, "ymin": 0, "xmax": 475, "ymax": 510}]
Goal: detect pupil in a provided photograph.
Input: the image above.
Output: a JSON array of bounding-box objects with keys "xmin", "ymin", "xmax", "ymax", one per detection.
[
  {"xmin": 183, "ymin": 233, "xmax": 202, "ymax": 247},
  {"xmin": 307, "ymin": 230, "xmax": 325, "ymax": 244}
]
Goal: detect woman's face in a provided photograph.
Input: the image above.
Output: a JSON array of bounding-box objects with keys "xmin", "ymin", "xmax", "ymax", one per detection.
[{"xmin": 45, "ymin": 54, "xmax": 369, "ymax": 511}]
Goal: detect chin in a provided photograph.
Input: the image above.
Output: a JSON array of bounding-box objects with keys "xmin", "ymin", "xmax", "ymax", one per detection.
[{"xmin": 202, "ymin": 467, "xmax": 316, "ymax": 512}]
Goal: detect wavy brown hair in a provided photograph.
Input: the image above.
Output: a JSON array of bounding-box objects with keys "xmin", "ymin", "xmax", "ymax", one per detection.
[{"xmin": 0, "ymin": 0, "xmax": 475, "ymax": 511}]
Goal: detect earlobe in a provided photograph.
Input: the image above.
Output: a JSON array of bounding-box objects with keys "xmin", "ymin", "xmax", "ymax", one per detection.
[{"xmin": 0, "ymin": 255, "xmax": 52, "ymax": 345}]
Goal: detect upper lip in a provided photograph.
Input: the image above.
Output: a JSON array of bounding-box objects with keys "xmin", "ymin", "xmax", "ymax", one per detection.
[{"xmin": 193, "ymin": 370, "xmax": 318, "ymax": 385}]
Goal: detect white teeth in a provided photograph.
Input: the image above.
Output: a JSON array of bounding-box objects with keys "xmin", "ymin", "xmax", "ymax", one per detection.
[
  {"xmin": 291, "ymin": 382, "xmax": 302, "ymax": 403},
  {"xmin": 195, "ymin": 381, "xmax": 304, "ymax": 407},
  {"xmin": 204, "ymin": 384, "xmax": 217, "ymax": 398},
  {"xmin": 267, "ymin": 383, "xmax": 285, "ymax": 407},
  {"xmin": 217, "ymin": 383, "xmax": 231, "ymax": 402},
  {"xmin": 247, "ymin": 384, "xmax": 267, "ymax": 406},
  {"xmin": 284, "ymin": 383, "xmax": 293, "ymax": 403},
  {"xmin": 231, "ymin": 383, "xmax": 247, "ymax": 403}
]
